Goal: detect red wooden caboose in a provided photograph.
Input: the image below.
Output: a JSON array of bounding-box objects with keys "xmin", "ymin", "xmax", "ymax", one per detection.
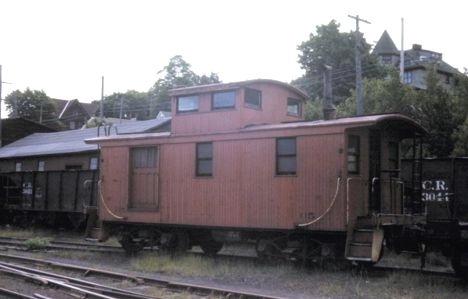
[{"xmin": 87, "ymin": 79, "xmax": 425, "ymax": 261}]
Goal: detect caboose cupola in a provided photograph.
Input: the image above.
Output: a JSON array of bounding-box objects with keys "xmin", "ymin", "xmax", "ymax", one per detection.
[{"xmin": 168, "ymin": 79, "xmax": 308, "ymax": 135}]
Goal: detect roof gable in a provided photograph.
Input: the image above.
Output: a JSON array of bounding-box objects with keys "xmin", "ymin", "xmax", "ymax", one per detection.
[{"xmin": 373, "ymin": 31, "xmax": 399, "ymax": 55}]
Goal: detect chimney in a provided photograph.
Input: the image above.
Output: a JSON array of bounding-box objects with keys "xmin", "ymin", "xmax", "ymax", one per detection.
[
  {"xmin": 412, "ymin": 44, "xmax": 422, "ymax": 51},
  {"xmin": 323, "ymin": 65, "xmax": 336, "ymax": 120}
]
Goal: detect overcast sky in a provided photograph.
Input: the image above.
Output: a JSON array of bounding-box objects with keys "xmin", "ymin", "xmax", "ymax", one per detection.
[{"xmin": 0, "ymin": 0, "xmax": 466, "ymax": 110}]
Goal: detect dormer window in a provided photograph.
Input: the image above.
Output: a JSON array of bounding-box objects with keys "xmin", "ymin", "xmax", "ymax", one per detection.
[
  {"xmin": 244, "ymin": 88, "xmax": 261, "ymax": 109},
  {"xmin": 287, "ymin": 98, "xmax": 301, "ymax": 117},
  {"xmin": 177, "ymin": 95, "xmax": 199, "ymax": 113},
  {"xmin": 212, "ymin": 91, "xmax": 235, "ymax": 110}
]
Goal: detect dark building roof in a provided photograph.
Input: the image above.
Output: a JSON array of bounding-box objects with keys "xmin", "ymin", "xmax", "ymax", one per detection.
[
  {"xmin": 53, "ymin": 98, "xmax": 99, "ymax": 120},
  {"xmin": 404, "ymin": 44, "xmax": 460, "ymax": 74},
  {"xmin": 1, "ymin": 118, "xmax": 56, "ymax": 146},
  {"xmin": 373, "ymin": 30, "xmax": 399, "ymax": 56},
  {"xmin": 0, "ymin": 117, "xmax": 171, "ymax": 159}
]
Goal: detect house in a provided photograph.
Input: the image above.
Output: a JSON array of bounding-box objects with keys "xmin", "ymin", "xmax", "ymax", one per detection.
[
  {"xmin": 54, "ymin": 99, "xmax": 99, "ymax": 130},
  {"xmin": 373, "ymin": 31, "xmax": 461, "ymax": 90}
]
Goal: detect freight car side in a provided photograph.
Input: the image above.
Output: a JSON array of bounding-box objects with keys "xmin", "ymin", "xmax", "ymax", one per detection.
[
  {"xmin": 0, "ymin": 170, "xmax": 98, "ymax": 228},
  {"xmin": 401, "ymin": 157, "xmax": 468, "ymax": 276}
]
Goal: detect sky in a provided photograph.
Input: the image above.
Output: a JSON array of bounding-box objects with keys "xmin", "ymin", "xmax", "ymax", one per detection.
[{"xmin": 0, "ymin": 0, "xmax": 466, "ymax": 115}]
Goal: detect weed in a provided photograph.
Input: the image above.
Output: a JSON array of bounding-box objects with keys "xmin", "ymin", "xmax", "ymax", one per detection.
[{"xmin": 24, "ymin": 237, "xmax": 50, "ymax": 250}]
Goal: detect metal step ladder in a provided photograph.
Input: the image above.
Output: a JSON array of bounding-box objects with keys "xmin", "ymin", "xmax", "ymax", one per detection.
[{"xmin": 345, "ymin": 218, "xmax": 384, "ymax": 262}]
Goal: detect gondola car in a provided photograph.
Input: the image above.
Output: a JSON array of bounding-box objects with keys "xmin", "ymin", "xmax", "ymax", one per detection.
[
  {"xmin": 401, "ymin": 157, "xmax": 468, "ymax": 275},
  {"xmin": 86, "ymin": 79, "xmax": 426, "ymax": 264},
  {"xmin": 0, "ymin": 118, "xmax": 171, "ymax": 229}
]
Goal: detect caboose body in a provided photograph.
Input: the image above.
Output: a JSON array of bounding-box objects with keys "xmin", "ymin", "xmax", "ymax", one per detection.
[{"xmin": 88, "ymin": 79, "xmax": 425, "ymax": 261}]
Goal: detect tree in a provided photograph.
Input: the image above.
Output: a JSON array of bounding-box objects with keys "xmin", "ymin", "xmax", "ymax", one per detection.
[
  {"xmin": 148, "ymin": 55, "xmax": 220, "ymax": 116},
  {"xmin": 295, "ymin": 20, "xmax": 384, "ymax": 105},
  {"xmin": 96, "ymin": 90, "xmax": 151, "ymax": 120},
  {"xmin": 449, "ymin": 73, "xmax": 468, "ymax": 156},
  {"xmin": 4, "ymin": 88, "xmax": 57, "ymax": 123},
  {"xmin": 337, "ymin": 69, "xmax": 418, "ymax": 117}
]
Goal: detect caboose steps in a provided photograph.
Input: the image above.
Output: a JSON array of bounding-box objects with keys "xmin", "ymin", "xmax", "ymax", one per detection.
[{"xmin": 345, "ymin": 220, "xmax": 384, "ymax": 262}]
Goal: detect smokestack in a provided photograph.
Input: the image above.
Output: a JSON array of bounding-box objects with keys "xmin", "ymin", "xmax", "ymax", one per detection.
[{"xmin": 323, "ymin": 65, "xmax": 336, "ymax": 120}]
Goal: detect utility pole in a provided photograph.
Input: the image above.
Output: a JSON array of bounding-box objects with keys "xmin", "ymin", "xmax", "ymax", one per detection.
[
  {"xmin": 348, "ymin": 14, "xmax": 370, "ymax": 116},
  {"xmin": 100, "ymin": 76, "xmax": 104, "ymax": 119},
  {"xmin": 323, "ymin": 65, "xmax": 336, "ymax": 120},
  {"xmin": 400, "ymin": 18, "xmax": 405, "ymax": 83}
]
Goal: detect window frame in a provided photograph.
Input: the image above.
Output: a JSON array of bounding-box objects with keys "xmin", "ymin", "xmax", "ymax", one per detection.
[
  {"xmin": 244, "ymin": 88, "xmax": 262, "ymax": 109},
  {"xmin": 212, "ymin": 90, "xmax": 236, "ymax": 110},
  {"xmin": 89, "ymin": 157, "xmax": 99, "ymax": 170},
  {"xmin": 347, "ymin": 135, "xmax": 360, "ymax": 174},
  {"xmin": 196, "ymin": 142, "xmax": 213, "ymax": 177},
  {"xmin": 403, "ymin": 71, "xmax": 413, "ymax": 84},
  {"xmin": 287, "ymin": 98, "xmax": 302, "ymax": 117},
  {"xmin": 276, "ymin": 137, "xmax": 297, "ymax": 175},
  {"xmin": 177, "ymin": 95, "xmax": 199, "ymax": 113},
  {"xmin": 15, "ymin": 162, "xmax": 22, "ymax": 172},
  {"xmin": 38, "ymin": 161, "xmax": 45, "ymax": 172},
  {"xmin": 131, "ymin": 147, "xmax": 157, "ymax": 169}
]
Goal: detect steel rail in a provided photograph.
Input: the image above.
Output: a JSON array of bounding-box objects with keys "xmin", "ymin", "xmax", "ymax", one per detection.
[{"xmin": 0, "ymin": 253, "xmax": 289, "ymax": 299}]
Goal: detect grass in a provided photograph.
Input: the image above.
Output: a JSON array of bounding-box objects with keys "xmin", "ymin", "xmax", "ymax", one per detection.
[
  {"xmin": 0, "ymin": 225, "xmax": 54, "ymax": 239},
  {"xmin": 23, "ymin": 237, "xmax": 50, "ymax": 250},
  {"xmin": 131, "ymin": 252, "xmax": 294, "ymax": 279}
]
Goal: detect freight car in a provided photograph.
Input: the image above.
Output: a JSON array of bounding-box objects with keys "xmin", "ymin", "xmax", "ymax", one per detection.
[
  {"xmin": 86, "ymin": 79, "xmax": 430, "ymax": 266},
  {"xmin": 0, "ymin": 118, "xmax": 171, "ymax": 229},
  {"xmin": 401, "ymin": 157, "xmax": 468, "ymax": 275}
]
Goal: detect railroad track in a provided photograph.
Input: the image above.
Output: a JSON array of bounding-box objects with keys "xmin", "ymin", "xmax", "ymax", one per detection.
[
  {"xmin": 0, "ymin": 236, "xmax": 458, "ymax": 281},
  {"xmin": 0, "ymin": 253, "xmax": 288, "ymax": 299},
  {"xmin": 0, "ymin": 236, "xmax": 125, "ymax": 253}
]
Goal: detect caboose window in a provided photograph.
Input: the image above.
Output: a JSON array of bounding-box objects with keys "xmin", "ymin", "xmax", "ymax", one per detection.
[
  {"xmin": 276, "ymin": 138, "xmax": 296, "ymax": 175},
  {"xmin": 348, "ymin": 135, "xmax": 360, "ymax": 174},
  {"xmin": 177, "ymin": 95, "xmax": 199, "ymax": 113},
  {"xmin": 287, "ymin": 98, "xmax": 301, "ymax": 116},
  {"xmin": 244, "ymin": 88, "xmax": 261, "ymax": 109},
  {"xmin": 132, "ymin": 147, "xmax": 157, "ymax": 168},
  {"xmin": 212, "ymin": 91, "xmax": 235, "ymax": 110},
  {"xmin": 196, "ymin": 142, "xmax": 213, "ymax": 177}
]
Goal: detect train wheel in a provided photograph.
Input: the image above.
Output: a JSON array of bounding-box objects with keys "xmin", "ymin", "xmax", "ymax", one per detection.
[
  {"xmin": 119, "ymin": 234, "xmax": 146, "ymax": 256},
  {"xmin": 256, "ymin": 238, "xmax": 286, "ymax": 261},
  {"xmin": 160, "ymin": 230, "xmax": 191, "ymax": 254},
  {"xmin": 199, "ymin": 235, "xmax": 223, "ymax": 256}
]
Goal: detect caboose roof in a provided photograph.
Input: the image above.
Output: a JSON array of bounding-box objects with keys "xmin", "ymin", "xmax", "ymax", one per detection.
[
  {"xmin": 242, "ymin": 113, "xmax": 426, "ymax": 136},
  {"xmin": 167, "ymin": 79, "xmax": 309, "ymax": 100},
  {"xmin": 85, "ymin": 113, "xmax": 425, "ymax": 144}
]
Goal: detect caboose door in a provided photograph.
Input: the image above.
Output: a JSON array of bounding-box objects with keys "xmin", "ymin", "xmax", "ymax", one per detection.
[{"xmin": 129, "ymin": 146, "xmax": 159, "ymax": 210}]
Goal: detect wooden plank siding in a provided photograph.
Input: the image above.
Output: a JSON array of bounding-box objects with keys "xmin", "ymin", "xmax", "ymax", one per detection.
[{"xmin": 97, "ymin": 124, "xmax": 353, "ymax": 232}]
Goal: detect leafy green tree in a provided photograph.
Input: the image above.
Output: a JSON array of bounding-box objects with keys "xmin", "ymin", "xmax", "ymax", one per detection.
[
  {"xmin": 411, "ymin": 67, "xmax": 458, "ymax": 157},
  {"xmin": 337, "ymin": 69, "xmax": 418, "ymax": 117},
  {"xmin": 295, "ymin": 20, "xmax": 384, "ymax": 105},
  {"xmin": 96, "ymin": 90, "xmax": 151, "ymax": 120},
  {"xmin": 450, "ymin": 73, "xmax": 468, "ymax": 155},
  {"xmin": 148, "ymin": 55, "xmax": 220, "ymax": 116},
  {"xmin": 4, "ymin": 88, "xmax": 57, "ymax": 123}
]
